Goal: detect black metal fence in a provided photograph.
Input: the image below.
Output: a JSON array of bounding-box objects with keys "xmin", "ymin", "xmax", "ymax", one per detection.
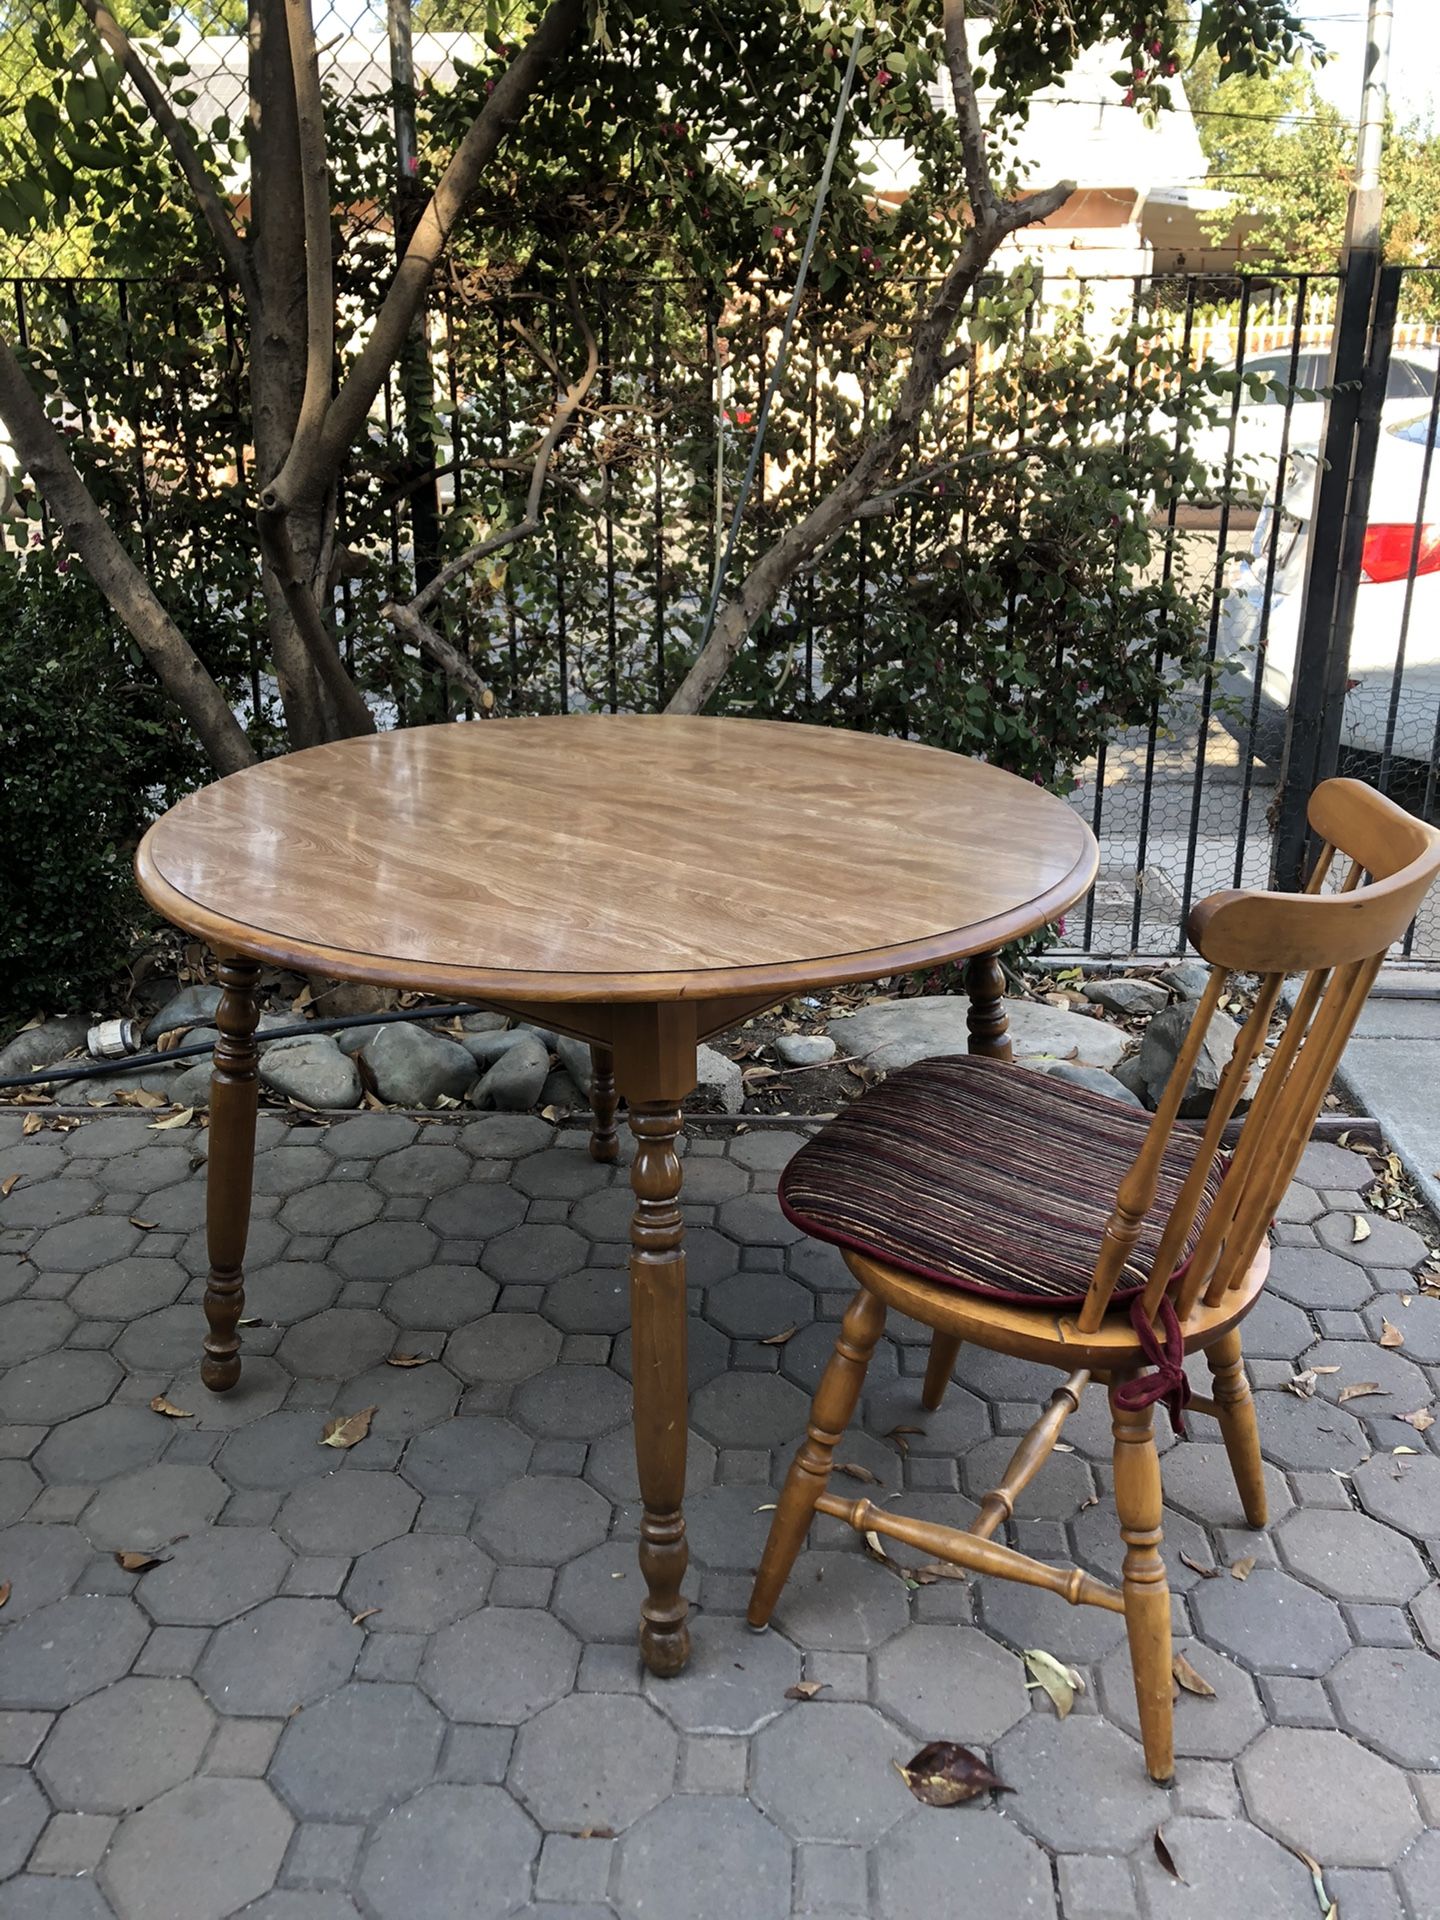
[{"xmin": 5, "ymin": 261, "xmax": 1439, "ymax": 960}]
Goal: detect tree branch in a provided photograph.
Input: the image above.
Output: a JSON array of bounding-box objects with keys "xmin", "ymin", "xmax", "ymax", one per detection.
[
  {"xmin": 941, "ymin": 0, "xmax": 996, "ymax": 220},
  {"xmin": 282, "ymin": 0, "xmax": 335, "ymax": 469},
  {"xmin": 266, "ymin": 0, "xmax": 588, "ymax": 511},
  {"xmin": 386, "ymin": 601, "xmax": 494, "ymax": 710},
  {"xmin": 255, "ymin": 506, "xmax": 377, "ymax": 738},
  {"xmin": 0, "ymin": 332, "xmax": 255, "ymax": 774},
  {"xmin": 80, "ymin": 2, "xmax": 259, "ymax": 311}
]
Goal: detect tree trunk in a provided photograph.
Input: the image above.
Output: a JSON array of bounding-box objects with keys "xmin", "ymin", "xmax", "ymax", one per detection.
[{"xmin": 248, "ymin": 0, "xmax": 327, "ymax": 748}]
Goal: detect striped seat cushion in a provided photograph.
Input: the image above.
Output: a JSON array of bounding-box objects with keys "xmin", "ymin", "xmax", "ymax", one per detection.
[{"xmin": 777, "ymin": 1054, "xmax": 1225, "ymax": 1308}]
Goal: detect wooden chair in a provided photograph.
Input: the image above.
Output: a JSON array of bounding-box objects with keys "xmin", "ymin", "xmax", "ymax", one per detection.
[{"xmin": 748, "ymin": 779, "xmax": 1440, "ymax": 1784}]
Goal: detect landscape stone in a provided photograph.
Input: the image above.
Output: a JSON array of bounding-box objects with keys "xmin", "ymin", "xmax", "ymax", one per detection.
[
  {"xmin": 0, "ymin": 1016, "xmax": 91, "ymax": 1077},
  {"xmin": 1133, "ymin": 1002, "xmax": 1249, "ymax": 1117},
  {"xmin": 260, "ymin": 1038, "xmax": 362, "ymax": 1111},
  {"xmin": 1158, "ymin": 960, "xmax": 1213, "ymax": 999},
  {"xmin": 468, "ymin": 1033, "xmax": 550, "ymax": 1111},
  {"xmin": 829, "ymin": 996, "xmax": 1125, "ymax": 1073},
  {"xmin": 1024, "ymin": 1056, "xmax": 1144, "ymax": 1107},
  {"xmin": 142, "ymin": 986, "xmax": 223, "ymax": 1043},
  {"xmin": 1082, "ymin": 976, "xmax": 1169, "ymax": 1016},
  {"xmin": 696, "ymin": 1044, "xmax": 744, "ymax": 1113},
  {"xmin": 554, "ymin": 1035, "xmax": 594, "ymax": 1093},
  {"xmin": 361, "ymin": 1025, "xmax": 476, "ymax": 1108},
  {"xmin": 773, "ymin": 1033, "xmax": 836, "ymax": 1067}
]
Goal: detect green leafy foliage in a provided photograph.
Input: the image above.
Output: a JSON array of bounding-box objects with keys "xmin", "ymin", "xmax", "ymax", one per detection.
[{"xmin": 0, "ymin": 557, "xmax": 204, "ymax": 1017}]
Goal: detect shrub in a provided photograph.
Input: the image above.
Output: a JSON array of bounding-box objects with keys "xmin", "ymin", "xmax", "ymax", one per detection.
[{"xmin": 0, "ymin": 555, "xmax": 203, "ymax": 1020}]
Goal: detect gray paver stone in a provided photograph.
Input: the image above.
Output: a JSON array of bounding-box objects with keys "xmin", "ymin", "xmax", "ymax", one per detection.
[
  {"xmin": 1190, "ymin": 1566, "xmax": 1351, "ymax": 1675},
  {"xmin": 0, "ymin": 1300, "xmax": 76, "ymax": 1362},
  {"xmin": 196, "ymin": 1599, "xmax": 361, "ymax": 1717},
  {"xmin": 270, "ymin": 1682, "xmax": 445, "ymax": 1819},
  {"xmin": 1396, "ymin": 1830, "xmax": 1440, "ymax": 1920},
  {"xmin": 327, "ymin": 1362, "xmax": 460, "ymax": 1438},
  {"xmin": 1363, "ymin": 1294, "xmax": 1440, "ymax": 1362},
  {"xmin": 277, "ymin": 1472, "xmax": 419, "ymax": 1555},
  {"xmin": 330, "ymin": 1221, "xmax": 436, "ymax": 1280},
  {"xmin": 481, "ymin": 1223, "xmax": 587, "ymax": 1283},
  {"xmin": 1133, "ymin": 1816, "xmax": 1316, "ymax": 1919},
  {"xmin": 371, "ymin": 1142, "xmax": 472, "ymax": 1196},
  {"xmin": 1158, "ymin": 1441, "xmax": 1293, "ymax": 1528},
  {"xmin": 1277, "ymin": 1507, "xmax": 1429, "ymax": 1603},
  {"xmin": 995, "ymin": 1715, "xmax": 1168, "ymax": 1852},
  {"xmin": 751, "ymin": 1701, "xmax": 911, "ymax": 1844},
  {"xmin": 358, "ymin": 1784, "xmax": 539, "ymax": 1920},
  {"xmin": 420, "ymin": 1606, "xmax": 578, "ymax": 1723},
  {"xmin": 0, "ymin": 1880, "xmax": 114, "ymax": 1920},
  {"xmin": 1057, "ymin": 1853, "xmax": 1137, "ymax": 1919},
  {"xmin": 689, "ymin": 1370, "xmax": 808, "ymax": 1450},
  {"xmin": 1239, "ymin": 1726, "xmax": 1421, "ymax": 1867},
  {"xmin": 0, "ymin": 1526, "xmax": 92, "ymax": 1622},
  {"xmin": 401, "ymin": 1414, "xmax": 531, "ymax": 1499},
  {"xmin": 102, "ymin": 1776, "xmax": 292, "ymax": 1920},
  {"xmin": 0, "ymin": 1596, "xmax": 148, "ymax": 1710},
  {"xmin": 765, "ymin": 1549, "xmax": 911, "ymax": 1652},
  {"xmin": 1317, "ymin": 1211, "xmax": 1428, "ymax": 1269},
  {"xmin": 474, "ymin": 1473, "xmax": 611, "ymax": 1563},
  {"xmin": 382, "ymin": 1267, "xmax": 498, "ymax": 1329},
  {"xmin": 82, "ymin": 1463, "xmax": 226, "ymax": 1552},
  {"xmin": 641, "ymin": 1613, "xmax": 799, "ymax": 1735},
  {"xmin": 1329, "ymin": 1647, "xmax": 1440, "ymax": 1769},
  {"xmin": 510, "ymin": 1364, "xmax": 631, "ymax": 1440},
  {"xmin": 0, "ymin": 1350, "xmax": 121, "ymax": 1425},
  {"xmin": 443, "ymin": 1312, "xmax": 560, "ymax": 1383},
  {"xmin": 276, "ymin": 1183, "xmax": 382, "ymax": 1237},
  {"xmin": 1266, "ymin": 1246, "xmax": 1375, "ymax": 1310},
  {"xmin": 136, "ymin": 1526, "xmax": 293, "ymax": 1625},
  {"xmin": 616, "ymin": 1795, "xmax": 792, "ymax": 1920},
  {"xmin": 876, "ymin": 1807, "xmax": 1058, "ymax": 1920},
  {"xmin": 34, "ymin": 1405, "xmax": 171, "ymax": 1487},
  {"xmin": 510, "ymin": 1691, "xmax": 678, "ymax": 1831},
  {"xmin": 1253, "ymin": 1388, "xmax": 1370, "ymax": 1471},
  {"xmin": 342, "ymin": 1530, "xmax": 492, "ymax": 1633},
  {"xmin": 36, "ymin": 1676, "xmax": 212, "ymax": 1813},
  {"xmin": 1099, "ymin": 1637, "xmax": 1264, "ymax": 1761},
  {"xmin": 276, "ymin": 1309, "xmax": 395, "ymax": 1380},
  {"xmin": 873, "ymin": 1622, "xmax": 1030, "ymax": 1744},
  {"xmin": 0, "ymin": 1768, "xmax": 47, "ymax": 1878}
]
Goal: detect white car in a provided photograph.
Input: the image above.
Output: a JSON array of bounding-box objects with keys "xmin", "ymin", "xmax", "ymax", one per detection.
[
  {"xmin": 1217, "ymin": 410, "xmax": 1440, "ymax": 770},
  {"xmin": 1192, "ymin": 347, "xmax": 1439, "ymax": 503}
]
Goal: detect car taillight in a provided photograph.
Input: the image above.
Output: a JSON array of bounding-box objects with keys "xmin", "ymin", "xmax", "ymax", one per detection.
[{"xmin": 1360, "ymin": 522, "xmax": 1440, "ymax": 584}]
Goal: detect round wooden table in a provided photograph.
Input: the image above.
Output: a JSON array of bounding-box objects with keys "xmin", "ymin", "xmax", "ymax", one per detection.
[{"xmin": 136, "ymin": 714, "xmax": 1098, "ymax": 1675}]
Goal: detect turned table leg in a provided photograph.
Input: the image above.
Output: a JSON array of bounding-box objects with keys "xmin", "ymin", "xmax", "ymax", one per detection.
[
  {"xmin": 202, "ymin": 955, "xmax": 261, "ymax": 1393},
  {"xmin": 588, "ymin": 1043, "xmax": 620, "ymax": 1164},
  {"xmin": 626, "ymin": 1097, "xmax": 692, "ymax": 1676},
  {"xmin": 965, "ymin": 949, "xmax": 1012, "ymax": 1062}
]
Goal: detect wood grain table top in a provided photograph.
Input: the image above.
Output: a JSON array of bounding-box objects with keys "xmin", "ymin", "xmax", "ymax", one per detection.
[{"xmin": 135, "ymin": 716, "xmax": 1098, "ymax": 1002}]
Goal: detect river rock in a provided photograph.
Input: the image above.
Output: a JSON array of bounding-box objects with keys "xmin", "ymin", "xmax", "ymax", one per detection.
[
  {"xmin": 1081, "ymin": 978, "xmax": 1169, "ymax": 1018},
  {"xmin": 555, "ymin": 1036, "xmax": 594, "ymax": 1096},
  {"xmin": 0, "ymin": 1015, "xmax": 91, "ymax": 1078},
  {"xmin": 362, "ymin": 1023, "xmax": 476, "ymax": 1107},
  {"xmin": 1158, "ymin": 961, "xmax": 1213, "ymax": 1002},
  {"xmin": 460, "ymin": 1028, "xmax": 529, "ymax": 1068},
  {"xmin": 1024, "ymin": 1056, "xmax": 1145, "ymax": 1109},
  {"xmin": 469, "ymin": 1031, "xmax": 551, "ymax": 1111},
  {"xmin": 169, "ymin": 1060, "xmax": 216, "ymax": 1108},
  {"xmin": 828, "ymin": 996, "xmax": 1125, "ymax": 1074},
  {"xmin": 260, "ymin": 1036, "xmax": 362, "ymax": 1110},
  {"xmin": 60, "ymin": 1066, "xmax": 185, "ymax": 1107},
  {"xmin": 1113, "ymin": 1053, "xmax": 1150, "ymax": 1102},
  {"xmin": 459, "ymin": 1011, "xmax": 509, "ymax": 1034},
  {"xmin": 774, "ymin": 1033, "xmax": 837, "ymax": 1068},
  {"xmin": 696, "ymin": 1044, "xmax": 744, "ymax": 1114},
  {"xmin": 337, "ymin": 1023, "xmax": 386, "ymax": 1057},
  {"xmin": 142, "ymin": 985, "xmax": 223, "ymax": 1043},
  {"xmin": 1132, "ymin": 1002, "xmax": 1249, "ymax": 1118},
  {"xmin": 540, "ymin": 1067, "xmax": 586, "ymax": 1113}
]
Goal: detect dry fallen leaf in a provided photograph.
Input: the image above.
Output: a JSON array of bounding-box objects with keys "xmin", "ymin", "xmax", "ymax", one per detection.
[
  {"xmin": 1399, "ymin": 1407, "xmax": 1436, "ymax": 1431},
  {"xmin": 1179, "ymin": 1552, "xmax": 1220, "ymax": 1579},
  {"xmin": 128, "ymin": 1217, "xmax": 159, "ymax": 1231},
  {"xmin": 1393, "ymin": 1444, "xmax": 1420, "ymax": 1455},
  {"xmin": 760, "ymin": 1326, "xmax": 798, "ymax": 1347},
  {"xmin": 895, "ymin": 1741, "xmax": 1011, "ymax": 1808},
  {"xmin": 913, "ymin": 1560, "xmax": 967, "ymax": 1582},
  {"xmin": 863, "ymin": 1529, "xmax": 889, "ymax": 1563},
  {"xmin": 1024, "ymin": 1647, "xmax": 1085, "ymax": 1718},
  {"xmin": 351, "ymin": 1607, "xmax": 382, "ymax": 1626},
  {"xmin": 149, "ymin": 1396, "xmax": 193, "ymax": 1419},
  {"xmin": 1284, "ymin": 1370, "xmax": 1318, "ymax": 1399},
  {"xmin": 1380, "ymin": 1320, "xmax": 1406, "ymax": 1349},
  {"xmin": 21, "ymin": 1114, "xmax": 42, "ymax": 1136},
  {"xmin": 784, "ymin": 1680, "xmax": 828, "ymax": 1701},
  {"xmin": 114, "ymin": 1550, "xmax": 165, "ymax": 1572},
  {"xmin": 0, "ymin": 1581, "xmax": 10, "ymax": 1610},
  {"xmin": 385, "ymin": 1353, "xmax": 431, "ymax": 1369},
  {"xmin": 885, "ymin": 1424, "xmax": 925, "ymax": 1457},
  {"xmin": 149, "ymin": 1107, "xmax": 195, "ymax": 1131},
  {"xmin": 320, "ymin": 1406, "xmax": 377, "ymax": 1450},
  {"xmin": 1230, "ymin": 1556, "xmax": 1256, "ymax": 1581},
  {"xmin": 1311, "ymin": 1365, "xmax": 1342, "ymax": 1375},
  {"xmin": 1337, "ymin": 1382, "xmax": 1385, "ymax": 1404},
  {"xmin": 1153, "ymin": 1828, "xmax": 1186, "ymax": 1884},
  {"xmin": 1352, "ymin": 1214, "xmax": 1372, "ymax": 1244},
  {"xmin": 0, "ymin": 1174, "xmax": 18, "ymax": 1199},
  {"xmin": 1172, "ymin": 1652, "xmax": 1217, "ymax": 1698},
  {"xmin": 836, "ymin": 1462, "xmax": 881, "ymax": 1486}
]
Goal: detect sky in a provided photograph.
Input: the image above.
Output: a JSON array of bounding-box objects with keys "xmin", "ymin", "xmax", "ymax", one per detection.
[{"xmin": 1305, "ymin": 2, "xmax": 1439, "ymax": 129}]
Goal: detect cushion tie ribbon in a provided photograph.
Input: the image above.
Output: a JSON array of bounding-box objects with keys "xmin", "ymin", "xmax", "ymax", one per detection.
[{"xmin": 1113, "ymin": 1295, "xmax": 1191, "ymax": 1437}]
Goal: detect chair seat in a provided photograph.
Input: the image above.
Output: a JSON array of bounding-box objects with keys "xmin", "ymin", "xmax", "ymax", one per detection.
[{"xmin": 778, "ymin": 1054, "xmax": 1226, "ymax": 1309}]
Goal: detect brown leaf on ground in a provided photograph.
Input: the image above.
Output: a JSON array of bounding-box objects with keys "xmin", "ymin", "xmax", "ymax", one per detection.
[
  {"xmin": 1153, "ymin": 1829, "xmax": 1186, "ymax": 1883},
  {"xmin": 321, "ymin": 1406, "xmax": 377, "ymax": 1450},
  {"xmin": 1023, "ymin": 1647, "xmax": 1085, "ymax": 1718},
  {"xmin": 785, "ymin": 1681, "xmax": 828, "ymax": 1701},
  {"xmin": 884, "ymin": 1424, "xmax": 925, "ymax": 1456},
  {"xmin": 759, "ymin": 1326, "xmax": 798, "ymax": 1347},
  {"xmin": 1337, "ymin": 1381, "xmax": 1385, "ymax": 1403},
  {"xmin": 1380, "ymin": 1320, "xmax": 1406, "ymax": 1348},
  {"xmin": 1284, "ymin": 1370, "xmax": 1319, "ymax": 1399},
  {"xmin": 1399, "ymin": 1407, "xmax": 1436, "ymax": 1431},
  {"xmin": 385, "ymin": 1353, "xmax": 431, "ymax": 1369},
  {"xmin": 913, "ymin": 1560, "xmax": 967, "ymax": 1582},
  {"xmin": 149, "ymin": 1107, "xmax": 195, "ymax": 1131},
  {"xmin": 351, "ymin": 1608, "xmax": 382, "ymax": 1626},
  {"xmin": 895, "ymin": 1741, "xmax": 1011, "ymax": 1808},
  {"xmin": 836, "ymin": 1462, "xmax": 881, "ymax": 1485},
  {"xmin": 114, "ymin": 1550, "xmax": 165, "ymax": 1572},
  {"xmin": 1179, "ymin": 1552, "xmax": 1220, "ymax": 1579},
  {"xmin": 0, "ymin": 1174, "xmax": 20, "ymax": 1199},
  {"xmin": 0, "ymin": 1581, "xmax": 10, "ymax": 1609},
  {"xmin": 1230, "ymin": 1556, "xmax": 1256, "ymax": 1581},
  {"xmin": 149, "ymin": 1396, "xmax": 193, "ymax": 1419},
  {"xmin": 21, "ymin": 1115, "xmax": 42, "ymax": 1136},
  {"xmin": 128, "ymin": 1217, "xmax": 158, "ymax": 1231},
  {"xmin": 1172, "ymin": 1652, "xmax": 1217, "ymax": 1698}
]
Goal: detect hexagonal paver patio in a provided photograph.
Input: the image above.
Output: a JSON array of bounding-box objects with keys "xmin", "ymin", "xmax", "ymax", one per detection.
[{"xmin": 0, "ymin": 1109, "xmax": 1438, "ymax": 1917}]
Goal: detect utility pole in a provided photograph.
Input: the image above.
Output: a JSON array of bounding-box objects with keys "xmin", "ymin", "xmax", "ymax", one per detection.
[
  {"xmin": 1273, "ymin": 0, "xmax": 1393, "ymax": 888},
  {"xmin": 387, "ymin": 0, "xmax": 443, "ymax": 708}
]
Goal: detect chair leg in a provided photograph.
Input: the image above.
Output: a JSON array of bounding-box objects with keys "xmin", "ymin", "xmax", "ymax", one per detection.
[
  {"xmin": 921, "ymin": 1332, "xmax": 963, "ymax": 1412},
  {"xmin": 1206, "ymin": 1327, "xmax": 1267, "ymax": 1528},
  {"xmin": 1109, "ymin": 1381, "xmax": 1174, "ymax": 1786},
  {"xmin": 748, "ymin": 1284, "xmax": 888, "ymax": 1629}
]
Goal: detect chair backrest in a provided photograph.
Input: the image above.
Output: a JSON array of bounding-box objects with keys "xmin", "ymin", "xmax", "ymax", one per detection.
[{"xmin": 1075, "ymin": 778, "xmax": 1440, "ymax": 1336}]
